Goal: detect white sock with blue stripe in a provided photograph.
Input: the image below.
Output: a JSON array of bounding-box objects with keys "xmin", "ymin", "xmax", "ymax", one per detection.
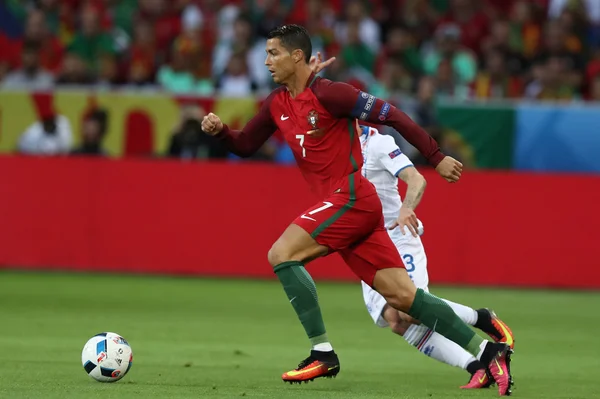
[{"xmin": 404, "ymin": 324, "xmax": 477, "ymax": 370}]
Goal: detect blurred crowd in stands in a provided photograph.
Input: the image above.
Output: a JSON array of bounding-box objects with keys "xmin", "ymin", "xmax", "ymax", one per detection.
[
  {"xmin": 2, "ymin": 0, "xmax": 600, "ymax": 163},
  {"xmin": 2, "ymin": 0, "xmax": 600, "ymax": 102}
]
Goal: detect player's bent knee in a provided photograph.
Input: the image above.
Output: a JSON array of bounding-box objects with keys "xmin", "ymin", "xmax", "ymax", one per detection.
[
  {"xmin": 267, "ymin": 244, "xmax": 288, "ymax": 267},
  {"xmin": 268, "ymin": 225, "xmax": 329, "ymax": 267},
  {"xmin": 373, "ymin": 268, "xmax": 417, "ymax": 312}
]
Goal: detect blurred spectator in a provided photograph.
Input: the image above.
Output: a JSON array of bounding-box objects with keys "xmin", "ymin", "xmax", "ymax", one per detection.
[
  {"xmin": 167, "ymin": 104, "xmax": 228, "ymax": 159},
  {"xmin": 293, "ymin": 0, "xmax": 336, "ymax": 52},
  {"xmin": 413, "ymin": 76, "xmax": 439, "ymax": 131},
  {"xmin": 471, "ymin": 49, "xmax": 524, "ymax": 99},
  {"xmin": 70, "ymin": 109, "xmax": 109, "ymax": 156},
  {"xmin": 18, "ymin": 113, "xmax": 73, "ymax": 155},
  {"xmin": 589, "ymin": 74, "xmax": 600, "ymax": 101},
  {"xmin": 67, "ymin": 4, "xmax": 115, "ymax": 73},
  {"xmin": 16, "ymin": 9, "xmax": 64, "ymax": 74},
  {"xmin": 431, "ymin": 57, "xmax": 469, "ymax": 99},
  {"xmin": 157, "ymin": 45, "xmax": 196, "ymax": 93},
  {"xmin": 335, "ymin": 0, "xmax": 381, "ymax": 53},
  {"xmin": 1, "ymin": 41, "xmax": 54, "ymax": 90},
  {"xmin": 37, "ymin": 0, "xmax": 74, "ymax": 42},
  {"xmin": 96, "ymin": 54, "xmax": 121, "ymax": 89},
  {"xmin": 0, "ymin": 0, "xmax": 599, "ymax": 105},
  {"xmin": 341, "ymin": 21, "xmax": 376, "ymax": 73},
  {"xmin": 526, "ymin": 56, "xmax": 579, "ymax": 101},
  {"xmin": 212, "ymin": 14, "xmax": 270, "ymax": 91},
  {"xmin": 215, "ymin": 52, "xmax": 258, "ymax": 97},
  {"xmin": 171, "ymin": 5, "xmax": 214, "ymax": 95},
  {"xmin": 533, "ymin": 20, "xmax": 584, "ymax": 90},
  {"xmin": 549, "ymin": 0, "xmax": 600, "ymax": 24},
  {"xmin": 481, "ymin": 19, "xmax": 526, "ymax": 75},
  {"xmin": 136, "ymin": 0, "xmax": 181, "ymax": 53},
  {"xmin": 375, "ymin": 26, "xmax": 423, "ymax": 79},
  {"xmin": 158, "ymin": 42, "xmax": 213, "ymax": 94},
  {"xmin": 508, "ymin": 0, "xmax": 543, "ymax": 61},
  {"xmin": 245, "ymin": 0, "xmax": 293, "ymax": 39},
  {"xmin": 109, "ymin": 0, "xmax": 139, "ymax": 39},
  {"xmin": 55, "ymin": 53, "xmax": 95, "ymax": 85},
  {"xmin": 369, "ymin": 57, "xmax": 414, "ymax": 98},
  {"xmin": 423, "ymin": 23, "xmax": 478, "ymax": 86},
  {"xmin": 437, "ymin": 0, "xmax": 489, "ymax": 54},
  {"xmin": 557, "ymin": 6, "xmax": 589, "ymax": 55},
  {"xmin": 126, "ymin": 21, "xmax": 159, "ymax": 87}
]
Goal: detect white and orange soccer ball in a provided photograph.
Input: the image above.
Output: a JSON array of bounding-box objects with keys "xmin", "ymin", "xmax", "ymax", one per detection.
[{"xmin": 81, "ymin": 332, "xmax": 133, "ymax": 382}]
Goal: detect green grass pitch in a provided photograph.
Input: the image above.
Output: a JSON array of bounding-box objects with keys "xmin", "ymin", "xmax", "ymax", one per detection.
[{"xmin": 0, "ymin": 270, "xmax": 597, "ymax": 398}]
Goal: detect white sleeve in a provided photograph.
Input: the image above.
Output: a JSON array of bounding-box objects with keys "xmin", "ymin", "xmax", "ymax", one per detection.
[
  {"xmin": 18, "ymin": 122, "xmax": 41, "ymax": 154},
  {"xmin": 374, "ymin": 134, "xmax": 414, "ymax": 176}
]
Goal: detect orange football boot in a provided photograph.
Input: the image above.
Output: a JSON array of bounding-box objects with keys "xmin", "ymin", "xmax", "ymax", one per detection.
[{"xmin": 282, "ymin": 350, "xmax": 340, "ymax": 384}]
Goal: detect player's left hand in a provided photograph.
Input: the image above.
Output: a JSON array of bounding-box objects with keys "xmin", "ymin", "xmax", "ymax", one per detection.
[
  {"xmin": 389, "ymin": 207, "xmax": 419, "ymax": 237},
  {"xmin": 309, "ymin": 52, "xmax": 336, "ymax": 75},
  {"xmin": 435, "ymin": 156, "xmax": 463, "ymax": 183}
]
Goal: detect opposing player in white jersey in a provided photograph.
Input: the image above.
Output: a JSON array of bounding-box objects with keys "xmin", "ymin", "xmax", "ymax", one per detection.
[{"xmin": 359, "ymin": 125, "xmax": 515, "ymax": 389}]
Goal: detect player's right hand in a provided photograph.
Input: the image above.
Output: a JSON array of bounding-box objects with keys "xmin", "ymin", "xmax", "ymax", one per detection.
[
  {"xmin": 389, "ymin": 207, "xmax": 419, "ymax": 237},
  {"xmin": 201, "ymin": 113, "xmax": 224, "ymax": 136},
  {"xmin": 435, "ymin": 156, "xmax": 463, "ymax": 183}
]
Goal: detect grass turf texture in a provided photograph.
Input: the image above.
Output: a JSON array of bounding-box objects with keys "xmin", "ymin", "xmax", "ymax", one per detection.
[{"xmin": 0, "ymin": 271, "xmax": 596, "ymax": 399}]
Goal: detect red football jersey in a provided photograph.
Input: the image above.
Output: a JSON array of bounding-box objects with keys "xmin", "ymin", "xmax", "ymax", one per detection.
[{"xmin": 216, "ymin": 73, "xmax": 444, "ymax": 199}]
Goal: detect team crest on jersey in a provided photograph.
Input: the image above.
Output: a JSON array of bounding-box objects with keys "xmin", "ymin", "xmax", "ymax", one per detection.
[{"xmin": 307, "ymin": 110, "xmax": 319, "ymax": 129}]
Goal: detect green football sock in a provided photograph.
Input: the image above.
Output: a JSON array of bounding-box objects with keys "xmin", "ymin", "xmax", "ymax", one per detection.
[
  {"xmin": 408, "ymin": 288, "xmax": 484, "ymax": 356},
  {"xmin": 274, "ymin": 261, "xmax": 328, "ymax": 346}
]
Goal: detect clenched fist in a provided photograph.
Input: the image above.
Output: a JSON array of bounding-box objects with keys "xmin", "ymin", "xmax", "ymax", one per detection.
[
  {"xmin": 201, "ymin": 113, "xmax": 224, "ymax": 136},
  {"xmin": 435, "ymin": 156, "xmax": 463, "ymax": 183}
]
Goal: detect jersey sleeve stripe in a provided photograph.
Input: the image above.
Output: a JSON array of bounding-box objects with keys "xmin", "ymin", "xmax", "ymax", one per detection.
[
  {"xmin": 394, "ymin": 165, "xmax": 415, "ymax": 177},
  {"xmin": 347, "ymin": 119, "xmax": 359, "ymax": 173}
]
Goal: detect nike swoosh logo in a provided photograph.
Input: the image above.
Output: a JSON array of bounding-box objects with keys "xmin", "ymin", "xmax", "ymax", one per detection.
[
  {"xmin": 290, "ymin": 296, "xmax": 297, "ymax": 303},
  {"xmin": 328, "ymin": 365, "xmax": 339, "ymax": 371},
  {"xmin": 494, "ymin": 359, "xmax": 504, "ymax": 376},
  {"xmin": 478, "ymin": 374, "xmax": 487, "ymax": 384},
  {"xmin": 285, "ymin": 364, "xmax": 324, "ymax": 377},
  {"xmin": 300, "ymin": 215, "xmax": 316, "ymax": 221},
  {"xmin": 281, "ymin": 115, "xmax": 289, "ymax": 121},
  {"xmin": 493, "ymin": 316, "xmax": 514, "ymax": 347}
]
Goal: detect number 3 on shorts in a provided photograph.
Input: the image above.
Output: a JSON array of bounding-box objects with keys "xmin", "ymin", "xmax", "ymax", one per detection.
[{"xmin": 403, "ymin": 254, "xmax": 415, "ymax": 272}]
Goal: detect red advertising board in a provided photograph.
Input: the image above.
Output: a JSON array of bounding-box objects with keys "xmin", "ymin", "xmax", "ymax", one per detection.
[{"xmin": 1, "ymin": 156, "xmax": 599, "ymax": 289}]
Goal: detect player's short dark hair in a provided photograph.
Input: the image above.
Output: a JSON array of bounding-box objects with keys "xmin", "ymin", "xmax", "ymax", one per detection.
[{"xmin": 267, "ymin": 24, "xmax": 312, "ymax": 63}]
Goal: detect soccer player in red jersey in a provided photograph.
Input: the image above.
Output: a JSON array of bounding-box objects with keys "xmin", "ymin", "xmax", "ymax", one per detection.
[{"xmin": 202, "ymin": 25, "xmax": 513, "ymax": 396}]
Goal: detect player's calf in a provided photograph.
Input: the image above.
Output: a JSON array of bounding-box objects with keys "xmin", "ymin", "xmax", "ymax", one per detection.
[{"xmin": 267, "ymin": 224, "xmax": 328, "ymax": 267}]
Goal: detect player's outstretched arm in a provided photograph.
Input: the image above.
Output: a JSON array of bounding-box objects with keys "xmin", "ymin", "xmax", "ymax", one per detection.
[
  {"xmin": 314, "ymin": 80, "xmax": 463, "ymax": 182},
  {"xmin": 389, "ymin": 167, "xmax": 426, "ymax": 237},
  {"xmin": 201, "ymin": 94, "xmax": 278, "ymax": 157}
]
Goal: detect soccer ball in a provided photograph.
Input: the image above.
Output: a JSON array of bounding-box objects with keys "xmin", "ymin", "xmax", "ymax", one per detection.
[{"xmin": 81, "ymin": 332, "xmax": 133, "ymax": 382}]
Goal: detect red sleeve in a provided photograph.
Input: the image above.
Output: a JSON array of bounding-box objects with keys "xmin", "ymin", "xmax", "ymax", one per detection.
[
  {"xmin": 214, "ymin": 89, "xmax": 280, "ymax": 158},
  {"xmin": 312, "ymin": 79, "xmax": 445, "ymax": 167}
]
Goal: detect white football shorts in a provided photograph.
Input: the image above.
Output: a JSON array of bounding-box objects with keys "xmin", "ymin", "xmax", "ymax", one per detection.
[{"xmin": 361, "ymin": 224, "xmax": 428, "ymax": 327}]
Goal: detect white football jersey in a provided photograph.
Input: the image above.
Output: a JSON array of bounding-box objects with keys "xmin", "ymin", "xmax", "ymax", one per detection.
[{"xmin": 359, "ymin": 125, "xmax": 424, "ymax": 240}]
